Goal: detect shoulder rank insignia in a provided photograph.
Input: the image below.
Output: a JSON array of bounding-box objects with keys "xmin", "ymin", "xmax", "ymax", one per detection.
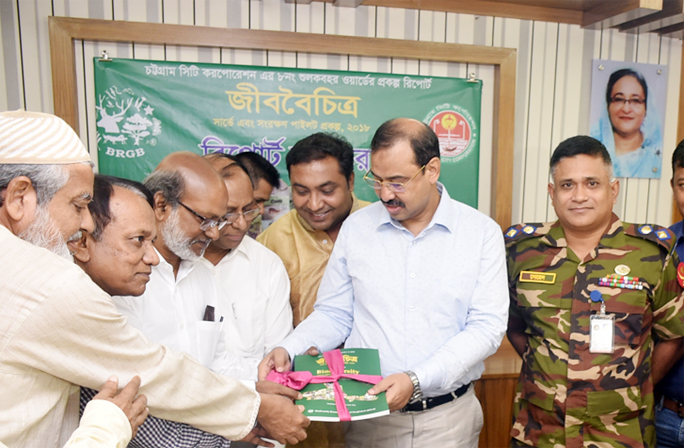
[
  {"xmin": 657, "ymin": 229, "xmax": 670, "ymax": 240},
  {"xmin": 520, "ymin": 271, "xmax": 556, "ymax": 284},
  {"xmin": 505, "ymin": 227, "xmax": 519, "ymax": 238},
  {"xmin": 504, "ymin": 222, "xmax": 551, "ymax": 247},
  {"xmin": 626, "ymin": 223, "xmax": 674, "ymax": 253},
  {"xmin": 639, "ymin": 225, "xmax": 653, "ymax": 235}
]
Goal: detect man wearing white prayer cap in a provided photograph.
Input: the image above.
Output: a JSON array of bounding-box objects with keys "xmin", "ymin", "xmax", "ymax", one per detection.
[{"xmin": 0, "ymin": 110, "xmax": 309, "ymax": 448}]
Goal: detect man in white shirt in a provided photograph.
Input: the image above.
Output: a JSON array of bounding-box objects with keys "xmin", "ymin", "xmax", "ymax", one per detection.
[
  {"xmin": 203, "ymin": 153, "xmax": 293, "ymax": 381},
  {"xmin": 0, "ymin": 110, "xmax": 308, "ymax": 447},
  {"xmin": 74, "ymin": 173, "xmax": 299, "ymax": 447},
  {"xmin": 112, "ymin": 152, "xmax": 229, "ymax": 369}
]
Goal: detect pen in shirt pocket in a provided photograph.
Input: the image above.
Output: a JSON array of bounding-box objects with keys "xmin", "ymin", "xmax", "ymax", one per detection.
[{"xmin": 232, "ymin": 303, "xmax": 237, "ymax": 319}]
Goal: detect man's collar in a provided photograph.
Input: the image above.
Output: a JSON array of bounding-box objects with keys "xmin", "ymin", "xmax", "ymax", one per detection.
[
  {"xmin": 217, "ymin": 237, "xmax": 251, "ymax": 264},
  {"xmin": 541, "ymin": 213, "xmax": 625, "ymax": 249},
  {"xmin": 670, "ymin": 220, "xmax": 684, "ymax": 239},
  {"xmin": 153, "ymin": 246, "xmax": 197, "ymax": 281},
  {"xmin": 376, "ymin": 182, "xmax": 455, "ymax": 234}
]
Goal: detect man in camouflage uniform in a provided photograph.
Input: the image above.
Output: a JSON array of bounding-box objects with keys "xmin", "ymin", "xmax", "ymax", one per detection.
[{"xmin": 506, "ymin": 135, "xmax": 684, "ymax": 448}]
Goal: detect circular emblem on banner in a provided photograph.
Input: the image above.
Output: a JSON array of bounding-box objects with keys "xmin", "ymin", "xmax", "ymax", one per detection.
[
  {"xmin": 424, "ymin": 105, "xmax": 478, "ymax": 162},
  {"xmin": 95, "ymin": 86, "xmax": 162, "ymax": 160}
]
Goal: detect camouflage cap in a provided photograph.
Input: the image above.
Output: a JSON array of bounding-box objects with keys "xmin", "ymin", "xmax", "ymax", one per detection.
[{"xmin": 0, "ymin": 110, "xmax": 91, "ymax": 165}]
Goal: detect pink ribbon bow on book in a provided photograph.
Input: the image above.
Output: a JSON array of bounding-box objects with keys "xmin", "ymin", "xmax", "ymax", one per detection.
[{"xmin": 266, "ymin": 349, "xmax": 383, "ymax": 421}]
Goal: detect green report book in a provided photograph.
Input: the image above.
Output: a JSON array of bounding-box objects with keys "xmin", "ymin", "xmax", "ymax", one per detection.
[{"xmin": 294, "ymin": 348, "xmax": 390, "ymax": 422}]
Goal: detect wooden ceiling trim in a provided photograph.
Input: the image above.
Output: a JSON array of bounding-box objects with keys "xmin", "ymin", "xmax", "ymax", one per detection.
[
  {"xmin": 582, "ymin": 0, "xmax": 663, "ymax": 28},
  {"xmin": 360, "ymin": 0, "xmax": 583, "ymax": 25}
]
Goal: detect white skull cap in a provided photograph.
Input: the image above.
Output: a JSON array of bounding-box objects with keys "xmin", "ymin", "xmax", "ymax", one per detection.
[{"xmin": 0, "ymin": 110, "xmax": 91, "ymax": 164}]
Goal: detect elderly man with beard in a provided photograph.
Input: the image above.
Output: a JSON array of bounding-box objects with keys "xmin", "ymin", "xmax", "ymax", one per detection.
[
  {"xmin": 0, "ymin": 111, "xmax": 308, "ymax": 448},
  {"xmin": 112, "ymin": 152, "xmax": 304, "ymax": 446},
  {"xmin": 111, "ymin": 152, "xmax": 231, "ymax": 371}
]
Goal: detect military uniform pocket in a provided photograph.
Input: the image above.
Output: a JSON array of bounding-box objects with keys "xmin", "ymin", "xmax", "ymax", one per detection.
[
  {"xmin": 586, "ymin": 386, "xmax": 642, "ymax": 416},
  {"xmin": 520, "ymin": 375, "xmax": 557, "ymax": 412},
  {"xmin": 603, "ymin": 292, "xmax": 646, "ymax": 348}
]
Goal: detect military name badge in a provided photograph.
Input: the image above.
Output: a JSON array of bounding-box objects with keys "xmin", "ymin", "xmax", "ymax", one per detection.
[
  {"xmin": 589, "ymin": 290, "xmax": 614, "ymax": 353},
  {"xmin": 519, "ymin": 271, "xmax": 556, "ymax": 284}
]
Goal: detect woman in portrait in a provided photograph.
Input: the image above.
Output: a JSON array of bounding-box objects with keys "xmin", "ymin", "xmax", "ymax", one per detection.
[{"xmin": 590, "ymin": 68, "xmax": 663, "ymax": 178}]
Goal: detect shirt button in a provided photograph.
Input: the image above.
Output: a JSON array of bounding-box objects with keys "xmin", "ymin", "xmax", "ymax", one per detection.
[
  {"xmin": 409, "ymin": 340, "xmax": 415, "ymax": 345},
  {"xmin": 410, "ymin": 273, "xmax": 416, "ymax": 278},
  {"xmin": 412, "ymin": 241, "xmax": 417, "ymax": 245},
  {"xmin": 409, "ymin": 306, "xmax": 415, "ymax": 312},
  {"xmin": 322, "ymin": 239, "xmax": 328, "ymax": 244},
  {"xmin": 180, "ymin": 324, "xmax": 185, "ymax": 329}
]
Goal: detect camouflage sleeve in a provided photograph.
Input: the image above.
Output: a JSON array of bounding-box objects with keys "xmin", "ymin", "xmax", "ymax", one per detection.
[
  {"xmin": 652, "ymin": 250, "xmax": 684, "ymax": 340},
  {"xmin": 507, "ymin": 265, "xmax": 526, "ymax": 332},
  {"xmin": 506, "ymin": 247, "xmax": 528, "ymax": 359}
]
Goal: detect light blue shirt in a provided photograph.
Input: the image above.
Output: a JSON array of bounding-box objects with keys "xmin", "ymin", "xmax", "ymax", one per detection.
[{"xmin": 280, "ymin": 184, "xmax": 509, "ymax": 397}]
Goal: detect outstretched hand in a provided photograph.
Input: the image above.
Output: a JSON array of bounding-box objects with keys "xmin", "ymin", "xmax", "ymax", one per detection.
[{"xmin": 258, "ymin": 347, "xmax": 292, "ymax": 381}]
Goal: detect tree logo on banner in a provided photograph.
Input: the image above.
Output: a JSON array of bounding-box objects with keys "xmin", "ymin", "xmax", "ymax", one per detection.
[
  {"xmin": 425, "ymin": 105, "xmax": 478, "ymax": 163},
  {"xmin": 95, "ymin": 86, "xmax": 162, "ymax": 160}
]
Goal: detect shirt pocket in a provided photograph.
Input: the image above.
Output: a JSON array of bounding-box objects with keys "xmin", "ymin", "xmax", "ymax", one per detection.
[
  {"xmin": 195, "ymin": 320, "xmax": 222, "ymax": 369},
  {"xmin": 601, "ymin": 290, "xmax": 647, "ymax": 348},
  {"xmin": 520, "ymin": 374, "xmax": 558, "ymax": 412},
  {"xmin": 586, "ymin": 386, "xmax": 642, "ymax": 416},
  {"xmin": 515, "ymin": 278, "xmax": 573, "ymax": 338}
]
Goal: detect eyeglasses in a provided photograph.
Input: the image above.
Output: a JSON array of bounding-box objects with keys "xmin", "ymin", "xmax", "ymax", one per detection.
[
  {"xmin": 178, "ymin": 201, "xmax": 227, "ymax": 231},
  {"xmin": 363, "ymin": 165, "xmax": 426, "ymax": 193},
  {"xmin": 610, "ymin": 97, "xmax": 645, "ymax": 107},
  {"xmin": 224, "ymin": 207, "xmax": 261, "ymax": 224}
]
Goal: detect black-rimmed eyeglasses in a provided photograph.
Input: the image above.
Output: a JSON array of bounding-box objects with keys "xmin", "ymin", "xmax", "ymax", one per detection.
[{"xmin": 178, "ymin": 201, "xmax": 227, "ymax": 231}]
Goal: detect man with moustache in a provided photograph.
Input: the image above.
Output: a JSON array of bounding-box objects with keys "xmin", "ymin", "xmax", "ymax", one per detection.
[
  {"xmin": 259, "ymin": 118, "xmax": 509, "ymax": 447},
  {"xmin": 0, "ymin": 111, "xmax": 308, "ymax": 447},
  {"xmin": 203, "ymin": 154, "xmax": 292, "ymax": 382},
  {"xmin": 258, "ymin": 133, "xmax": 370, "ymax": 327},
  {"xmin": 506, "ymin": 136, "xmax": 684, "ymax": 448}
]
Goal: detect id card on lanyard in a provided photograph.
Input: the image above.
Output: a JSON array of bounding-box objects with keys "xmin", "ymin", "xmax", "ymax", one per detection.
[{"xmin": 589, "ymin": 290, "xmax": 614, "ymax": 353}]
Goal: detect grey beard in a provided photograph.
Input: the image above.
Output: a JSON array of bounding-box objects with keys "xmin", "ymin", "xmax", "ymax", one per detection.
[
  {"xmin": 161, "ymin": 208, "xmax": 204, "ymax": 261},
  {"xmin": 19, "ymin": 203, "xmax": 74, "ymax": 261}
]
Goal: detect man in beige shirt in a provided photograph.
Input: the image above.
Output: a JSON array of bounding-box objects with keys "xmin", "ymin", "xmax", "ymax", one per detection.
[
  {"xmin": 258, "ymin": 133, "xmax": 370, "ymax": 327},
  {"xmin": 0, "ymin": 110, "xmax": 308, "ymax": 448},
  {"xmin": 257, "ymin": 133, "xmax": 370, "ymax": 448}
]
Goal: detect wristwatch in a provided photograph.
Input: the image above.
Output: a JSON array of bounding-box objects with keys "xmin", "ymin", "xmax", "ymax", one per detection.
[{"xmin": 404, "ymin": 370, "xmax": 423, "ymax": 404}]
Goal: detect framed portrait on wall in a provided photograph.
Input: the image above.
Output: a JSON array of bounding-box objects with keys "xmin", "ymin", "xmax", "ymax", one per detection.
[{"xmin": 589, "ymin": 59, "xmax": 667, "ymax": 179}]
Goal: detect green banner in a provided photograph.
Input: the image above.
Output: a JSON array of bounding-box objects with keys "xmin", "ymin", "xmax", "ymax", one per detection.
[{"xmin": 93, "ymin": 58, "xmax": 481, "ymax": 207}]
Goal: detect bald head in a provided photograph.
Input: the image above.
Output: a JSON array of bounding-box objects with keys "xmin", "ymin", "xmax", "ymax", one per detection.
[
  {"xmin": 152, "ymin": 152, "xmax": 228, "ymax": 205},
  {"xmin": 371, "ymin": 117, "xmax": 440, "ymax": 167},
  {"xmin": 144, "ymin": 152, "xmax": 229, "ymax": 262}
]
